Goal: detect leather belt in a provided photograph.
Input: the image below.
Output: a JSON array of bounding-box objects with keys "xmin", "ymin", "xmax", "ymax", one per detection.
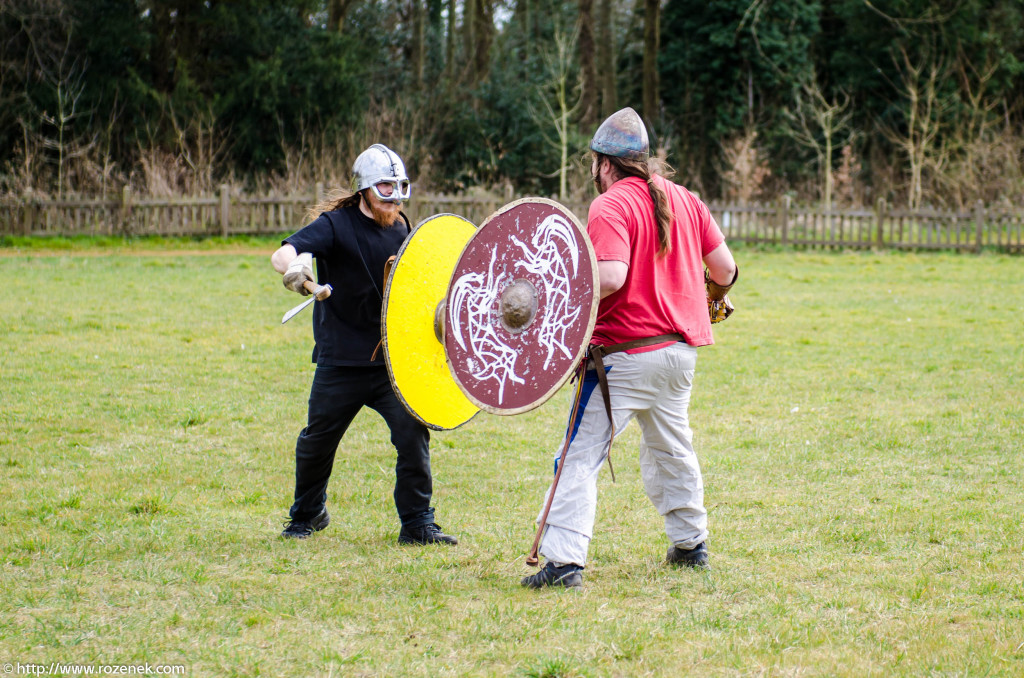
[{"xmin": 588, "ymin": 333, "xmax": 686, "ymax": 481}]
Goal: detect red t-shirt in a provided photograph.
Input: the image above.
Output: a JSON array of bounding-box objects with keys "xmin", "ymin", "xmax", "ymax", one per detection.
[{"xmin": 587, "ymin": 174, "xmax": 725, "ymax": 349}]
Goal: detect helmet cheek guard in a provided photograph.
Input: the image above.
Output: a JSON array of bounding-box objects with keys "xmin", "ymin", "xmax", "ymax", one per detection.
[
  {"xmin": 589, "ymin": 107, "xmax": 650, "ymax": 161},
  {"xmin": 353, "ymin": 144, "xmax": 411, "ymax": 204}
]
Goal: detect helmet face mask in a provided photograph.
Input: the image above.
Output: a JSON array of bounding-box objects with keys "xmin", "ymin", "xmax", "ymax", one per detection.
[
  {"xmin": 353, "ymin": 144, "xmax": 411, "ymax": 204},
  {"xmin": 368, "ymin": 178, "xmax": 411, "ymax": 203}
]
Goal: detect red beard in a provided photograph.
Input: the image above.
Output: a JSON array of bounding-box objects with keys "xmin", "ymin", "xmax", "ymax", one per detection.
[{"xmin": 367, "ymin": 197, "xmax": 402, "ymax": 228}]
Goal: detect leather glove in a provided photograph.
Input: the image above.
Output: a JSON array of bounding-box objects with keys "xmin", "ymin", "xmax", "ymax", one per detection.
[
  {"xmin": 283, "ymin": 252, "xmax": 314, "ymax": 295},
  {"xmin": 708, "ymin": 294, "xmax": 735, "ymax": 323},
  {"xmin": 705, "ymin": 266, "xmax": 738, "ymax": 324}
]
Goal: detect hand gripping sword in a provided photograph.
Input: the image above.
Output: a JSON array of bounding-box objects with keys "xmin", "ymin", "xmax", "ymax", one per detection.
[{"xmin": 281, "ymin": 280, "xmax": 333, "ymax": 324}]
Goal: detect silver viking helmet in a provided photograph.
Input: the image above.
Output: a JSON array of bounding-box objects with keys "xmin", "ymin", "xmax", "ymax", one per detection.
[
  {"xmin": 589, "ymin": 107, "xmax": 650, "ymax": 161},
  {"xmin": 352, "ymin": 144, "xmax": 411, "ymax": 203}
]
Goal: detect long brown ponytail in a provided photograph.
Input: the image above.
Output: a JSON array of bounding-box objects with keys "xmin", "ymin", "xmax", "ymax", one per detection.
[
  {"xmin": 602, "ymin": 154, "xmax": 675, "ymax": 257},
  {"xmin": 305, "ymin": 188, "xmax": 362, "ymax": 223}
]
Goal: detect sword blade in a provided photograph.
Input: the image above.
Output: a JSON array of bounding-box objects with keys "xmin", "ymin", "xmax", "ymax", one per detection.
[{"xmin": 280, "ymin": 296, "xmax": 316, "ymax": 324}]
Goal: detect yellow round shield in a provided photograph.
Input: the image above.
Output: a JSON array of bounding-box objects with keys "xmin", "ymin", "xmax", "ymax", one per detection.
[{"xmin": 383, "ymin": 214, "xmax": 480, "ymax": 430}]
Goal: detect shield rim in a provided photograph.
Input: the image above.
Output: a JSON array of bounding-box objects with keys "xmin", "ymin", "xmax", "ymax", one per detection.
[
  {"xmin": 382, "ymin": 212, "xmax": 480, "ymax": 431},
  {"xmin": 443, "ymin": 197, "xmax": 600, "ymax": 416}
]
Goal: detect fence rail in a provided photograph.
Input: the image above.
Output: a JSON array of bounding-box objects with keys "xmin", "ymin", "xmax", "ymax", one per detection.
[{"xmin": 2, "ymin": 186, "xmax": 1022, "ymax": 253}]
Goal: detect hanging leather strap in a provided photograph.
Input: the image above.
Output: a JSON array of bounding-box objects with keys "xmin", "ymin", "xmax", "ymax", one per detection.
[
  {"xmin": 526, "ymin": 358, "xmax": 588, "ymax": 567},
  {"xmin": 370, "ymin": 255, "xmax": 399, "ymax": 362},
  {"xmin": 589, "ymin": 334, "xmax": 686, "ymax": 483}
]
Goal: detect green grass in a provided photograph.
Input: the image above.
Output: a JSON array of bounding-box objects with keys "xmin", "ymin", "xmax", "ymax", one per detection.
[{"xmin": 1, "ymin": 243, "xmax": 1022, "ymax": 676}]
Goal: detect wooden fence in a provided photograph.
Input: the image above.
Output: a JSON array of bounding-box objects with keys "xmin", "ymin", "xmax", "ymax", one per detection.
[
  {"xmin": 708, "ymin": 197, "xmax": 1024, "ymax": 253},
  {"xmin": 2, "ymin": 186, "xmax": 1022, "ymax": 253}
]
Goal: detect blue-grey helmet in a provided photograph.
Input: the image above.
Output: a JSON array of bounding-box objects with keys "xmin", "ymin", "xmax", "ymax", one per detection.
[
  {"xmin": 589, "ymin": 107, "xmax": 649, "ymax": 161},
  {"xmin": 352, "ymin": 144, "xmax": 411, "ymax": 203}
]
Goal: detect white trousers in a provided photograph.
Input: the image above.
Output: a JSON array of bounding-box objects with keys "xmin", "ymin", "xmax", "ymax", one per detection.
[{"xmin": 537, "ymin": 342, "xmax": 707, "ymax": 566}]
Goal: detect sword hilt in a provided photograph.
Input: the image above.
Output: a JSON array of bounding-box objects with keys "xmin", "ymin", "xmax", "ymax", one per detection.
[{"xmin": 303, "ymin": 280, "xmax": 332, "ymax": 301}]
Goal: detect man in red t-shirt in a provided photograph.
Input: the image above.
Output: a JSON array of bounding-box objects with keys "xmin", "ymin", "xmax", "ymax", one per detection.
[{"xmin": 522, "ymin": 108, "xmax": 738, "ymax": 589}]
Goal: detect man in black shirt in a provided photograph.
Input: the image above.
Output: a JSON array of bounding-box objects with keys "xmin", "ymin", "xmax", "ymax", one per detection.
[{"xmin": 270, "ymin": 144, "xmax": 458, "ymax": 546}]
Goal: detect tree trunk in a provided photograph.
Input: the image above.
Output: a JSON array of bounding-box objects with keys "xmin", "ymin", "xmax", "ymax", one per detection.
[
  {"xmin": 642, "ymin": 0, "xmax": 660, "ymax": 126},
  {"xmin": 578, "ymin": 0, "xmax": 598, "ymax": 129},
  {"xmin": 445, "ymin": 0, "xmax": 457, "ymax": 85},
  {"xmin": 426, "ymin": 0, "xmax": 443, "ymax": 87},
  {"xmin": 597, "ymin": 0, "xmax": 616, "ymax": 118},
  {"xmin": 411, "ymin": 0, "xmax": 425, "ymax": 91},
  {"xmin": 470, "ymin": 0, "xmax": 493, "ymax": 84},
  {"xmin": 149, "ymin": 1, "xmax": 175, "ymax": 93},
  {"xmin": 328, "ymin": 0, "xmax": 357, "ymax": 33},
  {"xmin": 463, "ymin": 0, "xmax": 477, "ymax": 81}
]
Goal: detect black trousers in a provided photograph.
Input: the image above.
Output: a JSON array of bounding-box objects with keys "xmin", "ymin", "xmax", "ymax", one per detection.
[{"xmin": 289, "ymin": 364, "xmax": 434, "ymax": 529}]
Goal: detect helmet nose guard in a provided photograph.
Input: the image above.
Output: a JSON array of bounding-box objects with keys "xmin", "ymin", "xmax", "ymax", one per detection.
[
  {"xmin": 353, "ymin": 144, "xmax": 411, "ymax": 203},
  {"xmin": 589, "ymin": 107, "xmax": 649, "ymax": 161}
]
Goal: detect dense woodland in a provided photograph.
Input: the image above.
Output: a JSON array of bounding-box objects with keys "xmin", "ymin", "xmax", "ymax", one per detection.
[{"xmin": 2, "ymin": 0, "xmax": 1023, "ymax": 209}]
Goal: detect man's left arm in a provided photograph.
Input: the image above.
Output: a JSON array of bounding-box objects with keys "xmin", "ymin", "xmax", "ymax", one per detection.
[
  {"xmin": 703, "ymin": 242, "xmax": 738, "ymax": 323},
  {"xmin": 703, "ymin": 242, "xmax": 736, "ymax": 289}
]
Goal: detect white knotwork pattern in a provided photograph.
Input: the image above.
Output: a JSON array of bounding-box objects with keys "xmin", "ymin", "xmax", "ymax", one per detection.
[
  {"xmin": 449, "ymin": 249, "xmax": 524, "ymax": 404},
  {"xmin": 510, "ymin": 214, "xmax": 581, "ymax": 370},
  {"xmin": 449, "ymin": 213, "xmax": 584, "ymax": 404}
]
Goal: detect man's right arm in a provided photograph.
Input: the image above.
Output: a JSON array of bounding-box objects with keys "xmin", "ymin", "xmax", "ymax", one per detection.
[
  {"xmin": 597, "ymin": 260, "xmax": 628, "ymax": 299},
  {"xmin": 271, "ymin": 243, "xmax": 298, "ymax": 274},
  {"xmin": 272, "ymin": 243, "xmax": 314, "ymax": 295}
]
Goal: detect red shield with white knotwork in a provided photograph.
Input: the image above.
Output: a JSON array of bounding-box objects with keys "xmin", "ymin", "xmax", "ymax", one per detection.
[{"xmin": 444, "ymin": 198, "xmax": 600, "ymax": 415}]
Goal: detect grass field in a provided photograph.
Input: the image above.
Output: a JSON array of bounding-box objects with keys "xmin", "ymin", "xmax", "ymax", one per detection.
[{"xmin": 1, "ymin": 241, "xmax": 1022, "ymax": 677}]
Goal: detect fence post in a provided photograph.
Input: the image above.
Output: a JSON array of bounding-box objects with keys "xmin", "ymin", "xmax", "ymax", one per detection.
[
  {"xmin": 120, "ymin": 185, "xmax": 132, "ymax": 236},
  {"xmin": 973, "ymin": 200, "xmax": 985, "ymax": 254},
  {"xmin": 22, "ymin": 192, "xmax": 35, "ymax": 235},
  {"xmin": 874, "ymin": 198, "xmax": 887, "ymax": 249},
  {"xmin": 315, "ymin": 181, "xmax": 324, "ymax": 205},
  {"xmin": 219, "ymin": 184, "xmax": 230, "ymax": 237},
  {"xmin": 779, "ymin": 195, "xmax": 790, "ymax": 245}
]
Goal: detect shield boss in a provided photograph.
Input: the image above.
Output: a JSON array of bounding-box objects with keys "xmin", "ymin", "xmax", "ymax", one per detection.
[{"xmin": 445, "ymin": 198, "xmax": 599, "ymax": 415}]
